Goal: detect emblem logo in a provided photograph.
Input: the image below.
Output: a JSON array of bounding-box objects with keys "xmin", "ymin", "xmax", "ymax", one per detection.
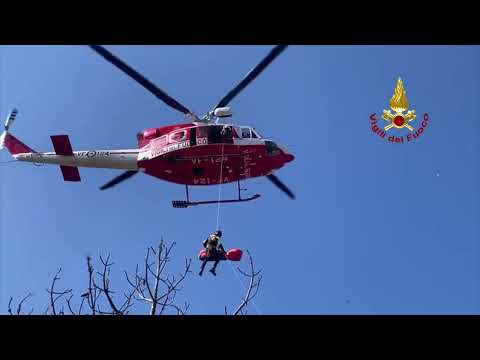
[
  {"xmin": 382, "ymin": 78, "xmax": 416, "ymax": 132},
  {"xmin": 370, "ymin": 77, "xmax": 430, "ymax": 144}
]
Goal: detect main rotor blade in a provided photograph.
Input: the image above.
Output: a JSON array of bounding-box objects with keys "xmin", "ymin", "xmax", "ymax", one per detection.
[
  {"xmin": 99, "ymin": 170, "xmax": 138, "ymax": 191},
  {"xmin": 214, "ymin": 45, "xmax": 288, "ymax": 109},
  {"xmin": 89, "ymin": 45, "xmax": 194, "ymax": 117},
  {"xmin": 266, "ymin": 174, "xmax": 295, "ymax": 199}
]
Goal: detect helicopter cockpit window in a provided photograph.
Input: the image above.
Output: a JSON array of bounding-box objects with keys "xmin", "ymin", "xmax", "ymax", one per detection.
[
  {"xmin": 253, "ymin": 128, "xmax": 264, "ymax": 138},
  {"xmin": 266, "ymin": 141, "xmax": 281, "ymax": 156},
  {"xmin": 233, "ymin": 127, "xmax": 243, "ymax": 138},
  {"xmin": 241, "ymin": 127, "xmax": 251, "ymax": 139}
]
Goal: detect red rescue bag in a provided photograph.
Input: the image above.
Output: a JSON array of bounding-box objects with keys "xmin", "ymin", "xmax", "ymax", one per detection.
[
  {"xmin": 226, "ymin": 249, "xmax": 243, "ymax": 261},
  {"xmin": 198, "ymin": 249, "xmax": 226, "ymax": 261},
  {"xmin": 198, "ymin": 248, "xmax": 243, "ymax": 261},
  {"xmin": 199, "ymin": 249, "xmax": 207, "ymax": 261}
]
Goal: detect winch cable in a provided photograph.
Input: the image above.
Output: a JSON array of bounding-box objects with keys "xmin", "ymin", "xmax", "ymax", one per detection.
[
  {"xmin": 214, "ymin": 138, "xmax": 261, "ymax": 315},
  {"xmin": 215, "ymin": 142, "xmax": 225, "ymax": 231}
]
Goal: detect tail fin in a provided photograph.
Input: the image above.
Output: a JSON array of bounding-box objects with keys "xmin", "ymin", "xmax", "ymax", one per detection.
[
  {"xmin": 0, "ymin": 109, "xmax": 36, "ymax": 155},
  {"xmin": 1, "ymin": 133, "xmax": 36, "ymax": 155},
  {"xmin": 50, "ymin": 135, "xmax": 81, "ymax": 182},
  {"xmin": 0, "ymin": 108, "xmax": 17, "ymax": 150}
]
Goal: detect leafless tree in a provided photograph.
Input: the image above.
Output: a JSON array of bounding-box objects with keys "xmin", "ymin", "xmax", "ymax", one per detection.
[
  {"xmin": 8, "ymin": 293, "xmax": 33, "ymax": 315},
  {"xmin": 225, "ymin": 250, "xmax": 262, "ymax": 315},
  {"xmin": 8, "ymin": 240, "xmax": 261, "ymax": 315},
  {"xmin": 124, "ymin": 239, "xmax": 192, "ymax": 315}
]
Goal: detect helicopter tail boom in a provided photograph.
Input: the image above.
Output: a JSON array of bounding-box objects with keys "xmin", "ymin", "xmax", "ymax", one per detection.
[{"xmin": 13, "ymin": 149, "xmax": 139, "ymax": 170}]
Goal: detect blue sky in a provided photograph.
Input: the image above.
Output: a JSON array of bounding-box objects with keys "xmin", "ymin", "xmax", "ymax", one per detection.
[{"xmin": 1, "ymin": 45, "xmax": 479, "ymax": 314}]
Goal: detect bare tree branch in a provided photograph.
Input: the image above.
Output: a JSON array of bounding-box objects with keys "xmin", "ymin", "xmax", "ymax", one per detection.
[
  {"xmin": 115, "ymin": 240, "xmax": 192, "ymax": 315},
  {"xmin": 86, "ymin": 256, "xmax": 97, "ymax": 315},
  {"xmin": 8, "ymin": 297, "xmax": 13, "ymax": 315},
  {"xmin": 150, "ymin": 240, "xmax": 164, "ymax": 315},
  {"xmin": 78, "ymin": 297, "xmax": 86, "ymax": 315},
  {"xmin": 48, "ymin": 269, "xmax": 61, "ymax": 316},
  {"xmin": 122, "ymin": 240, "xmax": 192, "ymax": 316},
  {"xmin": 10, "ymin": 238, "xmax": 222, "ymax": 316},
  {"xmin": 16, "ymin": 293, "xmax": 33, "ymax": 315},
  {"xmin": 8, "ymin": 293, "xmax": 34, "ymax": 315},
  {"xmin": 46, "ymin": 268, "xmax": 72, "ymax": 315},
  {"xmin": 119, "ymin": 273, "xmax": 140, "ymax": 314},
  {"xmin": 144, "ymin": 248, "xmax": 155, "ymax": 300},
  {"xmin": 233, "ymin": 250, "xmax": 262, "ymax": 316},
  {"xmin": 158, "ymin": 258, "xmax": 192, "ymax": 315},
  {"xmin": 98, "ymin": 254, "xmax": 121, "ymax": 315},
  {"xmin": 66, "ymin": 294, "xmax": 76, "ymax": 315}
]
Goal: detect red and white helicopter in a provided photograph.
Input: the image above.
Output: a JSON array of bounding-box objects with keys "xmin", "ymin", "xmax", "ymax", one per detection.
[{"xmin": 0, "ymin": 45, "xmax": 295, "ymax": 208}]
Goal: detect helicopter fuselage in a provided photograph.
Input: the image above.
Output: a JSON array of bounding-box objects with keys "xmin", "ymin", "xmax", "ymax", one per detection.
[
  {"xmin": 3, "ymin": 45, "xmax": 295, "ymax": 201},
  {"xmin": 137, "ymin": 123, "xmax": 294, "ymax": 186},
  {"xmin": 12, "ymin": 123, "xmax": 294, "ymax": 186}
]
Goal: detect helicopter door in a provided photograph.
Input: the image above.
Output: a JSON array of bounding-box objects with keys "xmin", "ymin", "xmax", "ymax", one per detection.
[
  {"xmin": 207, "ymin": 126, "xmax": 222, "ymax": 144},
  {"xmin": 207, "ymin": 125, "xmax": 234, "ymax": 144},
  {"xmin": 222, "ymin": 126, "xmax": 234, "ymax": 144}
]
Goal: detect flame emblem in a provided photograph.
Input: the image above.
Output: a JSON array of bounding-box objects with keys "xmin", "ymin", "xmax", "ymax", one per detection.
[{"xmin": 382, "ymin": 77, "xmax": 416, "ymax": 132}]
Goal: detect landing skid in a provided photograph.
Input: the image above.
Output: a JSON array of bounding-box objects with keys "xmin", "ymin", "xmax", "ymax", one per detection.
[{"xmin": 172, "ymin": 181, "xmax": 261, "ymax": 209}]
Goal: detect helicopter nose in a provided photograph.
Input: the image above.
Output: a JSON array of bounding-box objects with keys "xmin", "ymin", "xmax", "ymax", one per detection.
[
  {"xmin": 277, "ymin": 143, "xmax": 294, "ymax": 162},
  {"xmin": 285, "ymin": 153, "xmax": 295, "ymax": 162}
]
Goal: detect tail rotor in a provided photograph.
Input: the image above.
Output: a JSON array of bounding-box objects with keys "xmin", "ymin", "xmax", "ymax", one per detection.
[{"xmin": 0, "ymin": 108, "xmax": 18, "ymax": 150}]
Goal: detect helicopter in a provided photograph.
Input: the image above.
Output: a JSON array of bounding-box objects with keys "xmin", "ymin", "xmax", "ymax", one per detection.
[{"xmin": 0, "ymin": 45, "xmax": 295, "ymax": 208}]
